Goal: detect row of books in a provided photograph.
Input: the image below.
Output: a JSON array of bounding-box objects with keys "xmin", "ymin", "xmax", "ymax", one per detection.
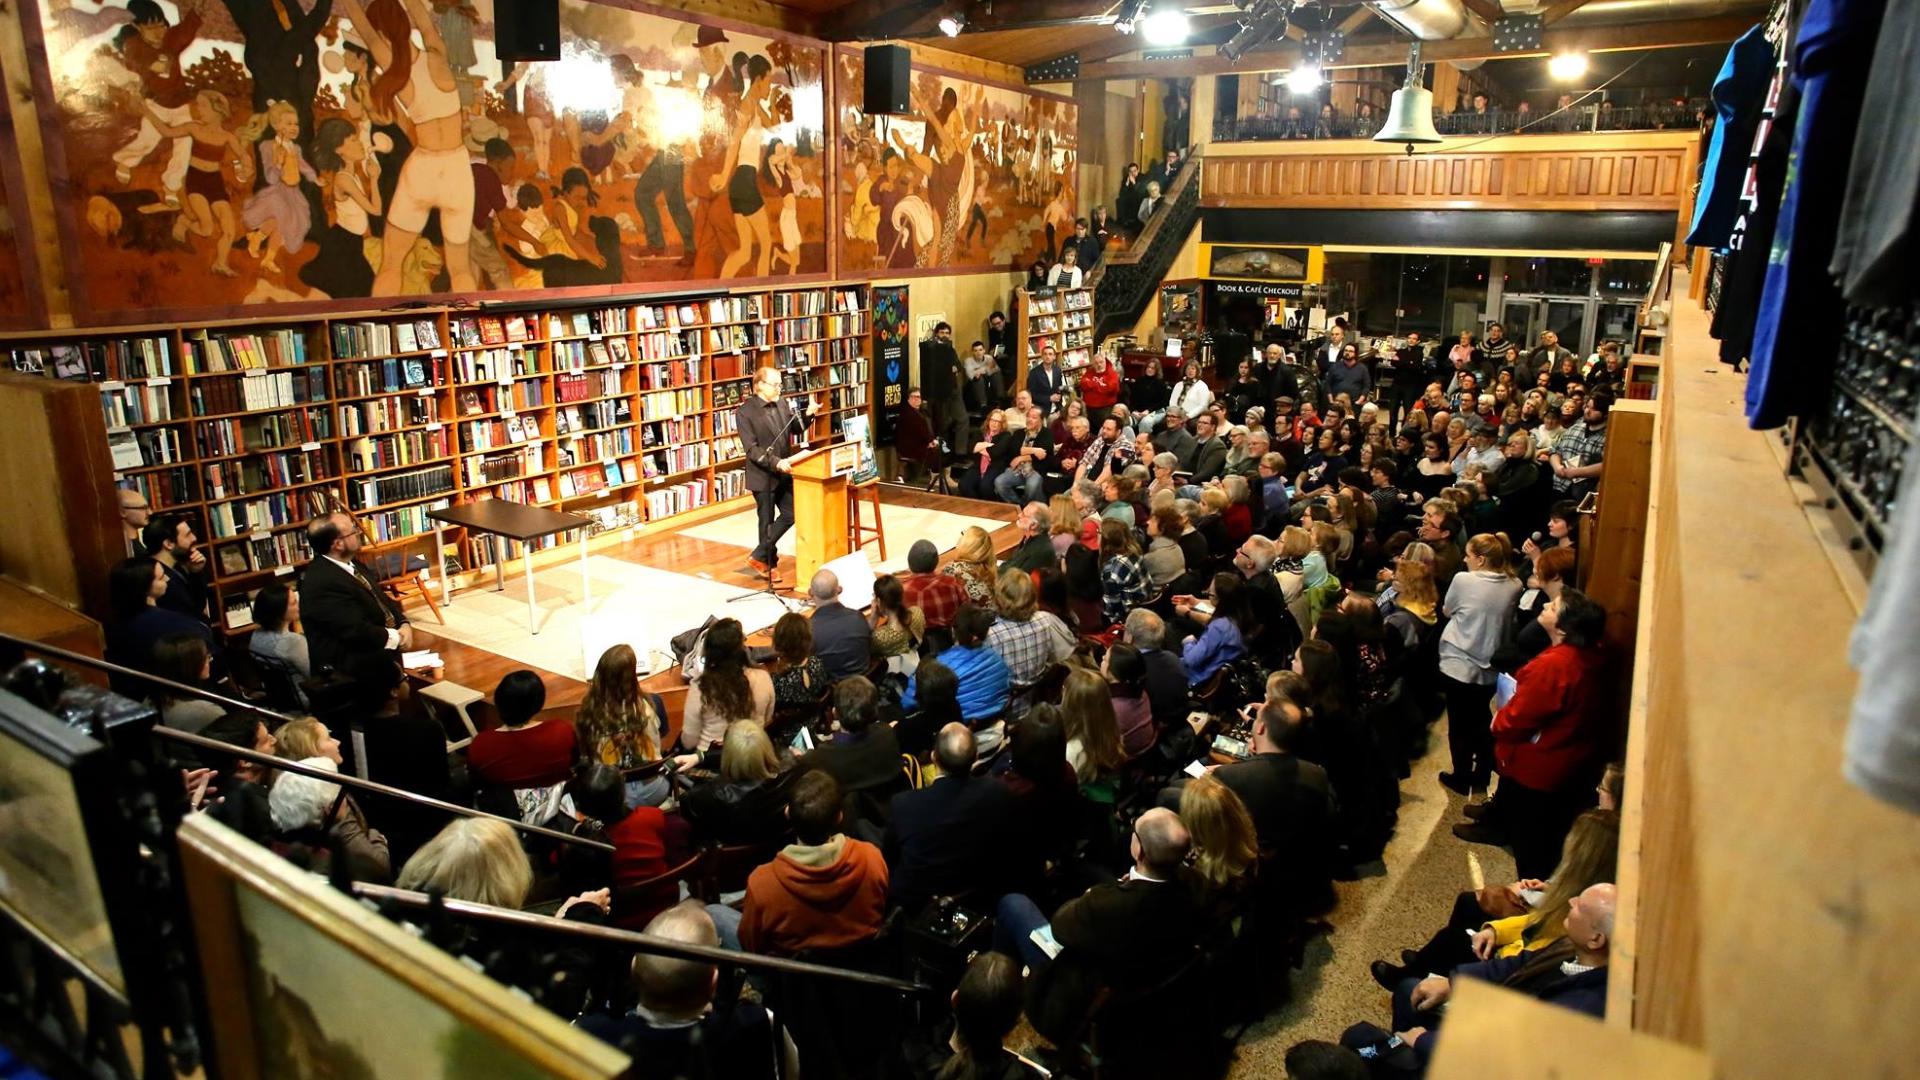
[
  {"xmin": 706, "ymin": 324, "xmax": 767, "ymax": 354},
  {"xmin": 465, "ymin": 447, "xmax": 542, "ymax": 488},
  {"xmin": 566, "ymin": 429, "xmax": 636, "ymax": 463},
  {"xmin": 117, "ymin": 466, "xmax": 197, "ymax": 509},
  {"xmin": 557, "ymin": 400, "xmax": 628, "ymax": 434},
  {"xmin": 712, "ymin": 434, "xmax": 743, "ymax": 462},
  {"xmin": 638, "ymin": 358, "xmax": 702, "ymax": 390},
  {"xmin": 196, "ymin": 412, "xmax": 330, "ymax": 460},
  {"xmin": 553, "ymin": 337, "xmax": 625, "ymax": 371},
  {"xmin": 548, "ymin": 308, "xmax": 631, "ymax": 338},
  {"xmin": 206, "ymin": 487, "xmax": 334, "ymax": 540},
  {"xmin": 346, "ymin": 430, "xmax": 450, "ymax": 474},
  {"xmin": 452, "ymin": 314, "xmax": 537, "ymax": 348},
  {"xmin": 362, "ymin": 499, "xmax": 450, "ymax": 544},
  {"xmin": 452, "ymin": 348, "xmax": 534, "ymax": 385},
  {"xmin": 339, "ymin": 356, "xmax": 436, "ymax": 396},
  {"xmin": 190, "ymin": 369, "xmax": 329, "ymax": 415},
  {"xmin": 203, "ymin": 449, "xmax": 332, "ymax": 499},
  {"xmin": 556, "ymin": 369, "xmax": 620, "ymax": 403},
  {"xmin": 210, "ymin": 528, "xmax": 312, "ymax": 581},
  {"xmin": 461, "ymin": 416, "xmax": 542, "ymax": 452},
  {"xmin": 635, "ymin": 329, "xmax": 699, "ymax": 360},
  {"xmin": 558, "ymin": 462, "xmax": 635, "ymax": 498},
  {"xmin": 767, "ymin": 312, "xmax": 867, "ymax": 344},
  {"xmin": 645, "ymin": 442, "xmax": 710, "ymax": 476},
  {"xmin": 640, "ymin": 388, "xmax": 704, "ymax": 422},
  {"xmin": 100, "ymin": 380, "xmax": 178, "ymax": 428},
  {"xmin": 339, "ymin": 395, "xmax": 437, "ymax": 436},
  {"xmin": 346, "ymin": 463, "xmax": 456, "ymax": 511},
  {"xmin": 641, "ymin": 417, "xmax": 703, "ymax": 447},
  {"xmin": 828, "ymin": 360, "xmax": 871, "ymax": 386},
  {"xmin": 769, "ymin": 288, "xmax": 864, "ymax": 317},
  {"xmin": 331, "ymin": 319, "xmax": 442, "ymax": 358},
  {"xmin": 109, "ymin": 428, "xmax": 186, "ymax": 469},
  {"xmin": 63, "ymin": 337, "xmax": 178, "ymax": 380},
  {"xmin": 830, "ymin": 385, "xmax": 869, "ymax": 412},
  {"xmin": 714, "ymin": 380, "xmax": 752, "ymax": 411},
  {"xmin": 184, "ymin": 328, "xmax": 313, "ymax": 372}
]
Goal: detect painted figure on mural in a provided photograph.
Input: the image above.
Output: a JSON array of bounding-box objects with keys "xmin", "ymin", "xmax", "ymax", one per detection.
[{"xmin": 37, "ymin": 0, "xmax": 828, "ymax": 317}]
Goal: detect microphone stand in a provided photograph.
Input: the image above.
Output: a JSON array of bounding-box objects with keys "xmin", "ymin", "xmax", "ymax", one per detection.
[{"xmin": 728, "ymin": 400, "xmax": 812, "ymax": 611}]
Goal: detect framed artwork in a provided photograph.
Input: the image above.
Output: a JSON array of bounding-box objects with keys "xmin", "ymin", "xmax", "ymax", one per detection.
[
  {"xmin": 834, "ymin": 48, "xmax": 1076, "ymax": 276},
  {"xmin": 25, "ymin": 0, "xmax": 829, "ymax": 324},
  {"xmin": 177, "ymin": 814, "xmax": 627, "ymax": 1080}
]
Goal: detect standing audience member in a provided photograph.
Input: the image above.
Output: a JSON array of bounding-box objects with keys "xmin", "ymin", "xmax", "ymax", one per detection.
[
  {"xmin": 300, "ymin": 511, "xmax": 411, "ymax": 674},
  {"xmin": 142, "ymin": 513, "xmax": 211, "ymax": 621},
  {"xmin": 922, "ymin": 321, "xmax": 969, "ymax": 461},
  {"xmin": 118, "ymin": 488, "xmax": 151, "ymax": 557},
  {"xmin": 1437, "ymin": 536, "xmax": 1524, "ymax": 794}
]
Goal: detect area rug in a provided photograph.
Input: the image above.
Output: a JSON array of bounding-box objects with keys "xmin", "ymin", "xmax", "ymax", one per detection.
[
  {"xmin": 675, "ymin": 501, "xmax": 1014, "ymax": 574},
  {"xmin": 418, "ymin": 555, "xmax": 796, "ymax": 681}
]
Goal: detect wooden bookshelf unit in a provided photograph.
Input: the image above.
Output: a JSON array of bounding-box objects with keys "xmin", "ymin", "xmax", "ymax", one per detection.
[
  {"xmin": 2, "ymin": 285, "xmax": 873, "ymax": 634},
  {"xmin": 1012, "ymin": 283, "xmax": 1096, "ymax": 391}
]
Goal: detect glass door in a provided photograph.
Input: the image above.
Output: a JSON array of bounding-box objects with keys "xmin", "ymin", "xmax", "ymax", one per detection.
[
  {"xmin": 1502, "ymin": 300, "xmax": 1540, "ymax": 351},
  {"xmin": 1504, "ymin": 295, "xmax": 1599, "ymax": 357},
  {"xmin": 1544, "ymin": 299, "xmax": 1592, "ymax": 357}
]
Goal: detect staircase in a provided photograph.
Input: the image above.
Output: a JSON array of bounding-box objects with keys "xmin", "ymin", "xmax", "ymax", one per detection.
[{"xmin": 1087, "ymin": 149, "xmax": 1202, "ymax": 346}]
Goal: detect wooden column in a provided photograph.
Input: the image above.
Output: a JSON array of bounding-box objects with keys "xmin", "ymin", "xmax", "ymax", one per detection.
[
  {"xmin": 1579, "ymin": 398, "xmax": 1655, "ymax": 724},
  {"xmin": 1075, "ymin": 79, "xmax": 1109, "ymax": 223},
  {"xmin": 0, "ymin": 373, "xmax": 124, "ymax": 619}
]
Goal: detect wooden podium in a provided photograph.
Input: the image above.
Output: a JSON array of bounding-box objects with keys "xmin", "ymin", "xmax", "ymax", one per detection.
[{"xmin": 788, "ymin": 441, "xmax": 861, "ymax": 585}]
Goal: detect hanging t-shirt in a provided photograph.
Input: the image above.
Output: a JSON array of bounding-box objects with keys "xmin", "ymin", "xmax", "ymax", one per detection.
[
  {"xmin": 1710, "ymin": 20, "xmax": 1797, "ymax": 368},
  {"xmin": 1828, "ymin": 0, "xmax": 1920, "ymax": 307},
  {"xmin": 1686, "ymin": 24, "xmax": 1775, "ymax": 250},
  {"xmin": 1846, "ymin": 398, "xmax": 1920, "ymax": 816},
  {"xmin": 1744, "ymin": 0, "xmax": 1886, "ymax": 429}
]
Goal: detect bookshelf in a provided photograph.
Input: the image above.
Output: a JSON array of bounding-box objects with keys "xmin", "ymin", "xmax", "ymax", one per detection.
[
  {"xmin": 1013, "ymin": 283, "xmax": 1096, "ymax": 392},
  {"xmin": 2, "ymin": 284, "xmax": 873, "ymax": 634}
]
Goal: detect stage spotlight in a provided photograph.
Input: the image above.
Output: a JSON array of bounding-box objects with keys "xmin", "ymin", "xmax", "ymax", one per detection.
[
  {"xmin": 938, "ymin": 11, "xmax": 965, "ymax": 35},
  {"xmin": 1286, "ymin": 65, "xmax": 1322, "ymax": 94},
  {"xmin": 1548, "ymin": 51, "xmax": 1589, "ymax": 80},
  {"xmin": 1218, "ymin": 0, "xmax": 1292, "ymax": 61},
  {"xmin": 1141, "ymin": 7, "xmax": 1192, "ymax": 44}
]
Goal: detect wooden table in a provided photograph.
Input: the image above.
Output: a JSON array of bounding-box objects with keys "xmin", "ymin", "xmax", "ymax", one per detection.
[{"xmin": 427, "ymin": 501, "xmax": 594, "ymax": 635}]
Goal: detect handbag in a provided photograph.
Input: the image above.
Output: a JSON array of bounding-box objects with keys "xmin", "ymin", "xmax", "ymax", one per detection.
[{"xmin": 671, "ymin": 616, "xmax": 718, "ymax": 680}]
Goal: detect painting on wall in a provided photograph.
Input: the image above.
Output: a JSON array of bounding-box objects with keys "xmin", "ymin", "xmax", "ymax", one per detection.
[
  {"xmin": 0, "ymin": 53, "xmax": 45, "ymax": 329},
  {"xmin": 835, "ymin": 49, "xmax": 1075, "ymax": 276},
  {"xmin": 27, "ymin": 0, "xmax": 828, "ymax": 324}
]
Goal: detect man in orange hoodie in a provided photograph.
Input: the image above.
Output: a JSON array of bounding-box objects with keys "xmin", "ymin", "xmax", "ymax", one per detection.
[{"xmin": 734, "ymin": 771, "xmax": 889, "ymax": 957}]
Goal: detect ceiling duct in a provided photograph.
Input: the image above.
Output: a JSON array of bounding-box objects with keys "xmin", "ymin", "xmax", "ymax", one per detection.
[{"xmin": 1370, "ymin": 0, "xmax": 1472, "ymax": 39}]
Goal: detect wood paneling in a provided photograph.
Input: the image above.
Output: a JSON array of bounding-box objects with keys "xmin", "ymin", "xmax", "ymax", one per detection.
[
  {"xmin": 1431, "ymin": 981, "xmax": 1711, "ymax": 1077},
  {"xmin": 0, "ymin": 372, "xmax": 124, "ymax": 619},
  {"xmin": 1201, "ymin": 142, "xmax": 1693, "ymax": 212}
]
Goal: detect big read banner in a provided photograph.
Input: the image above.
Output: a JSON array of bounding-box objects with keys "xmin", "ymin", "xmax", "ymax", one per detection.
[
  {"xmin": 29, "ymin": 0, "xmax": 828, "ymax": 321},
  {"xmin": 834, "ymin": 49, "xmax": 1075, "ymax": 276},
  {"xmin": 872, "ymin": 284, "xmax": 908, "ymax": 446}
]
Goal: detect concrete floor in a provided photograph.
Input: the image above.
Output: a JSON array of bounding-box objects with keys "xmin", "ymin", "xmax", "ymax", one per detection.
[{"xmin": 1226, "ymin": 714, "xmax": 1517, "ymax": 1076}]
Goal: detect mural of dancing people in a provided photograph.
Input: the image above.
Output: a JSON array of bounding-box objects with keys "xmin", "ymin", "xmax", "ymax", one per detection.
[
  {"xmin": 835, "ymin": 49, "xmax": 1076, "ymax": 275},
  {"xmin": 28, "ymin": 0, "xmax": 828, "ymax": 321}
]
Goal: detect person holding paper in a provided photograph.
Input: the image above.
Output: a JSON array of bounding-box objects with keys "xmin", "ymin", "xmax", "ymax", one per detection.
[{"xmin": 1454, "ymin": 589, "xmax": 1611, "ymax": 879}]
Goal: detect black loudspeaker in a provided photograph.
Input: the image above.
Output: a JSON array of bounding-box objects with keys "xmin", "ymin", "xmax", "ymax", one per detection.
[
  {"xmin": 863, "ymin": 44, "xmax": 911, "ymax": 115},
  {"xmin": 496, "ymin": 0, "xmax": 560, "ymax": 62}
]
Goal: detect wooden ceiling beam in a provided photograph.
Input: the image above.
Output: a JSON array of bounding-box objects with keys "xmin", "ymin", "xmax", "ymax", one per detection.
[
  {"xmin": 818, "ymin": 0, "xmax": 944, "ymax": 40},
  {"xmin": 1077, "ymin": 12, "xmax": 1760, "ymax": 78},
  {"xmin": 1336, "ymin": 5, "xmax": 1379, "ymax": 34}
]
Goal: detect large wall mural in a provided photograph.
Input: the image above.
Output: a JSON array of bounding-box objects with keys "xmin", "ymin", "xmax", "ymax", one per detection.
[
  {"xmin": 834, "ymin": 48, "xmax": 1075, "ymax": 275},
  {"xmin": 0, "ymin": 53, "xmax": 44, "ymax": 329},
  {"xmin": 28, "ymin": 0, "xmax": 828, "ymax": 322}
]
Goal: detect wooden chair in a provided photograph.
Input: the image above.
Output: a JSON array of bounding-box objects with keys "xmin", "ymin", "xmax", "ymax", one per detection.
[
  {"xmin": 847, "ymin": 478, "xmax": 887, "ymax": 561},
  {"xmin": 363, "ymin": 529, "xmax": 446, "ymax": 625},
  {"xmin": 694, "ymin": 841, "xmax": 780, "ymax": 901}
]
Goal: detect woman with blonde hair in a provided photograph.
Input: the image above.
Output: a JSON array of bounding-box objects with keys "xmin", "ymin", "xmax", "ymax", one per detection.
[
  {"xmin": 1437, "ymin": 533, "xmax": 1524, "ymax": 793},
  {"xmin": 1060, "ymin": 668, "xmax": 1125, "ymax": 799},
  {"xmin": 397, "ymin": 817, "xmax": 534, "ymax": 908},
  {"xmin": 1274, "ymin": 525, "xmax": 1315, "ymax": 632},
  {"xmin": 274, "ymin": 716, "xmax": 343, "ymax": 765},
  {"xmin": 1384, "ymin": 558, "xmax": 1441, "ymax": 651},
  {"xmin": 576, "ymin": 644, "xmax": 668, "ymax": 806},
  {"xmin": 1048, "ymin": 493, "xmax": 1085, "ymax": 558},
  {"xmin": 939, "ymin": 525, "xmax": 999, "ymax": 607},
  {"xmin": 1373, "ymin": 807, "xmax": 1619, "ymax": 987},
  {"xmin": 678, "ymin": 719, "xmax": 790, "ymax": 846},
  {"xmin": 1179, "ymin": 772, "xmax": 1259, "ymax": 903}
]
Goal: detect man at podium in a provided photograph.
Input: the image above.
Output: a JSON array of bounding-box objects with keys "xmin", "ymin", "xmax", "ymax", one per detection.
[{"xmin": 739, "ymin": 366, "xmax": 807, "ymax": 581}]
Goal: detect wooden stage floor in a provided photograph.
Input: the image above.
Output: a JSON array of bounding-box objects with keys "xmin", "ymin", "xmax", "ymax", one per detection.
[{"xmin": 415, "ymin": 485, "xmax": 1020, "ymax": 725}]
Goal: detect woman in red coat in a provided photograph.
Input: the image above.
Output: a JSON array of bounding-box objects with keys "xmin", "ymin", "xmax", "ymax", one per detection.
[{"xmin": 1458, "ymin": 588, "xmax": 1611, "ymax": 879}]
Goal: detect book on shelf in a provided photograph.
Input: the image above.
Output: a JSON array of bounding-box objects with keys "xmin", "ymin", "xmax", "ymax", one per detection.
[{"xmin": 505, "ymin": 315, "xmax": 530, "ymax": 343}]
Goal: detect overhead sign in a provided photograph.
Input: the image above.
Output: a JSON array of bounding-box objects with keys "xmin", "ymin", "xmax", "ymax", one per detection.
[{"xmin": 1201, "ymin": 243, "xmax": 1325, "ymax": 284}]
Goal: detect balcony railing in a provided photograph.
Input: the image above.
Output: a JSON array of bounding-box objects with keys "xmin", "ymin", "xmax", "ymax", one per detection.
[{"xmin": 1214, "ymin": 103, "xmax": 1708, "ymax": 143}]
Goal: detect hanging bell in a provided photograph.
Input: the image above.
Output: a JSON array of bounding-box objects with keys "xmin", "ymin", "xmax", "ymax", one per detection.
[{"xmin": 1373, "ymin": 84, "xmax": 1443, "ymax": 153}]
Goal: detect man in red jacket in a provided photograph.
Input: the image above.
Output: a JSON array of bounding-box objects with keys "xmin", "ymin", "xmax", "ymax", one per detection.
[
  {"xmin": 1455, "ymin": 589, "xmax": 1611, "ymax": 878},
  {"xmin": 730, "ymin": 770, "xmax": 889, "ymax": 957}
]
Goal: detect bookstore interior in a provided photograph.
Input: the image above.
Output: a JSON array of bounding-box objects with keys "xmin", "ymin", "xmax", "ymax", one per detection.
[{"xmin": 0, "ymin": 0, "xmax": 1916, "ymax": 1077}]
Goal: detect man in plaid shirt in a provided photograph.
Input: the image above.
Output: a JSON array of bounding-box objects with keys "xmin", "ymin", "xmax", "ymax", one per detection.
[
  {"xmin": 1102, "ymin": 549, "xmax": 1153, "ymax": 625},
  {"xmin": 900, "ymin": 539, "xmax": 967, "ymax": 630},
  {"xmin": 1550, "ymin": 392, "xmax": 1613, "ymax": 498},
  {"xmin": 983, "ymin": 572, "xmax": 1074, "ymax": 684}
]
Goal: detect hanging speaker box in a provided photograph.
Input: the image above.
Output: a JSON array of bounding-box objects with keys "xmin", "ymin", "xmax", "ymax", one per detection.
[
  {"xmin": 863, "ymin": 44, "xmax": 911, "ymax": 115},
  {"xmin": 497, "ymin": 0, "xmax": 561, "ymax": 62}
]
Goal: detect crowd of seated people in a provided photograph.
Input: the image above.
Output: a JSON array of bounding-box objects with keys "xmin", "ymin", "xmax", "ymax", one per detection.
[{"xmin": 98, "ymin": 305, "xmax": 1641, "ymax": 1077}]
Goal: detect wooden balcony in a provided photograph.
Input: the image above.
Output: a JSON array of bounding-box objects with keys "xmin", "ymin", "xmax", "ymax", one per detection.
[{"xmin": 1199, "ymin": 130, "xmax": 1701, "ymax": 214}]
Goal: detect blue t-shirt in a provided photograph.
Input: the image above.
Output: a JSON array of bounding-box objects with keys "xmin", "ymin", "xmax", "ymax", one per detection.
[{"xmin": 1686, "ymin": 24, "xmax": 1773, "ymax": 250}]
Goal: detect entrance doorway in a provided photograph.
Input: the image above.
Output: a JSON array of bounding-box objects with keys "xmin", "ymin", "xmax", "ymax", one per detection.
[{"xmin": 1502, "ymin": 295, "xmax": 1599, "ymax": 357}]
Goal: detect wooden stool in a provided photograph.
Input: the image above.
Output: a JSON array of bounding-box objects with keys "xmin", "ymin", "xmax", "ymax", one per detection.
[{"xmin": 848, "ymin": 479, "xmax": 887, "ymax": 562}]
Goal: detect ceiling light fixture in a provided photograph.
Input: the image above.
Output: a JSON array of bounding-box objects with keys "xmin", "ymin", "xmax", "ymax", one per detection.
[
  {"xmin": 938, "ymin": 11, "xmax": 965, "ymax": 35},
  {"xmin": 1286, "ymin": 65, "xmax": 1322, "ymax": 94},
  {"xmin": 1141, "ymin": 7, "xmax": 1192, "ymax": 44},
  {"xmin": 1548, "ymin": 51, "xmax": 1589, "ymax": 80},
  {"xmin": 1218, "ymin": 0, "xmax": 1292, "ymax": 61}
]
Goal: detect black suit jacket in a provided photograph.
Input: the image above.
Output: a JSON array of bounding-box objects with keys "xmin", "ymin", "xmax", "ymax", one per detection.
[
  {"xmin": 883, "ymin": 774, "xmax": 1021, "ymax": 907},
  {"xmin": 810, "ymin": 601, "xmax": 873, "ymax": 680},
  {"xmin": 1027, "ymin": 363, "xmax": 1067, "ymax": 414},
  {"xmin": 299, "ymin": 555, "xmax": 407, "ymax": 674},
  {"xmin": 1140, "ymin": 647, "xmax": 1190, "ymax": 726},
  {"xmin": 1001, "ymin": 534, "xmax": 1056, "ymax": 574},
  {"xmin": 737, "ymin": 395, "xmax": 798, "ymax": 493},
  {"xmin": 920, "ymin": 339, "xmax": 961, "ymax": 403},
  {"xmin": 156, "ymin": 561, "xmax": 211, "ymax": 622},
  {"xmin": 1028, "ymin": 871, "xmax": 1204, "ymax": 1042},
  {"xmin": 802, "ymin": 725, "xmax": 903, "ymax": 797},
  {"xmin": 1215, "ymin": 752, "xmax": 1336, "ymax": 911}
]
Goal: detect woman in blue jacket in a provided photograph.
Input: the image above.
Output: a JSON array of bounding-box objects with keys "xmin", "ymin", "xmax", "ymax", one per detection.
[{"xmin": 1174, "ymin": 573, "xmax": 1250, "ymax": 685}]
